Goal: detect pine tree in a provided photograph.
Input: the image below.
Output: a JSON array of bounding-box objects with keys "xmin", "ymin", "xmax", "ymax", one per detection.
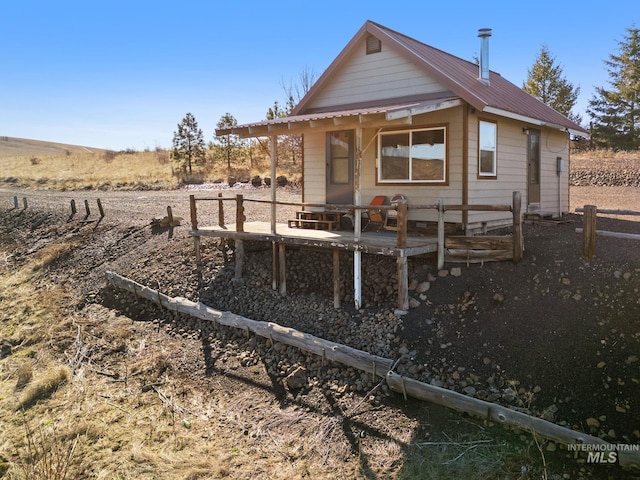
[
  {"xmin": 523, "ymin": 45, "xmax": 581, "ymax": 123},
  {"xmin": 213, "ymin": 113, "xmax": 242, "ymax": 172},
  {"xmin": 171, "ymin": 113, "xmax": 206, "ymax": 174},
  {"xmin": 587, "ymin": 26, "xmax": 640, "ymax": 150}
]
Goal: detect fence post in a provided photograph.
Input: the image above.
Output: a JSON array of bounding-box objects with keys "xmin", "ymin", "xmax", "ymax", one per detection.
[
  {"xmin": 236, "ymin": 194, "xmax": 244, "ymax": 232},
  {"xmin": 84, "ymin": 199, "xmax": 91, "ymax": 218},
  {"xmin": 218, "ymin": 192, "xmax": 225, "ymax": 227},
  {"xmin": 512, "ymin": 191, "xmax": 523, "ymax": 263},
  {"xmin": 583, "ymin": 205, "xmax": 597, "ymax": 258},
  {"xmin": 97, "ymin": 199, "xmax": 105, "ymax": 218},
  {"xmin": 189, "ymin": 195, "xmax": 198, "ymax": 230},
  {"xmin": 70, "ymin": 199, "xmax": 77, "ymax": 216},
  {"xmin": 13, "ymin": 196, "xmax": 19, "ymax": 209},
  {"xmin": 22, "ymin": 197, "xmax": 28, "ymax": 210},
  {"xmin": 166, "ymin": 206, "xmax": 173, "ymax": 226}
]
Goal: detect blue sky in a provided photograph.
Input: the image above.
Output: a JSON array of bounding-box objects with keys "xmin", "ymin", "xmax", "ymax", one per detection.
[{"xmin": 1, "ymin": 1, "xmax": 637, "ymax": 151}]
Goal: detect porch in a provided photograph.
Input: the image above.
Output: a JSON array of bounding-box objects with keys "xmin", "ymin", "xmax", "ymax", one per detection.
[{"xmin": 189, "ymin": 192, "xmax": 523, "ymax": 311}]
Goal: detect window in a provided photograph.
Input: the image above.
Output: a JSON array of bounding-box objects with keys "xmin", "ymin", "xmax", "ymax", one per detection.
[
  {"xmin": 478, "ymin": 120, "xmax": 497, "ymax": 177},
  {"xmin": 378, "ymin": 127, "xmax": 446, "ymax": 183}
]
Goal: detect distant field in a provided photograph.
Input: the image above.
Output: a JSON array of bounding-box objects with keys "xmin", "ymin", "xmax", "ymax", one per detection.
[{"xmin": 0, "ymin": 136, "xmax": 107, "ymax": 157}]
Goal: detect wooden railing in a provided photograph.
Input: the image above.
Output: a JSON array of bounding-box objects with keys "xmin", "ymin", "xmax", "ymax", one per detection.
[{"xmin": 189, "ymin": 191, "xmax": 523, "ymax": 268}]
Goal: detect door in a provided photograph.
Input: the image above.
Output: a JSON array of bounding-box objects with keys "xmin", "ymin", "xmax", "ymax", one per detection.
[
  {"xmin": 527, "ymin": 129, "xmax": 541, "ymax": 205},
  {"xmin": 326, "ymin": 130, "xmax": 354, "ymax": 204}
]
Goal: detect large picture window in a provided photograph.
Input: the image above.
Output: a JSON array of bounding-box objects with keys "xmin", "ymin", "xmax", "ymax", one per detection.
[
  {"xmin": 478, "ymin": 120, "xmax": 497, "ymax": 177},
  {"xmin": 378, "ymin": 127, "xmax": 446, "ymax": 183}
]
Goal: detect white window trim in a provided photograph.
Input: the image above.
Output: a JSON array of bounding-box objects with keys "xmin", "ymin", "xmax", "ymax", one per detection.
[
  {"xmin": 377, "ymin": 126, "xmax": 447, "ymax": 184},
  {"xmin": 478, "ymin": 120, "xmax": 497, "ymax": 177}
]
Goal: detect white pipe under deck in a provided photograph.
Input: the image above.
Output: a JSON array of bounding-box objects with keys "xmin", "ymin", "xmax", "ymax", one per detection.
[{"xmin": 354, "ymin": 127, "xmax": 363, "ymax": 309}]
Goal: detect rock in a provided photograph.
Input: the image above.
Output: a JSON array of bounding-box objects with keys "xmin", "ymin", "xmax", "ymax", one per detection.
[
  {"xmin": 284, "ymin": 366, "xmax": 308, "ymax": 390},
  {"xmin": 586, "ymin": 417, "xmax": 600, "ymax": 429},
  {"xmin": 546, "ymin": 442, "xmax": 557, "ymax": 452},
  {"xmin": 450, "ymin": 267, "xmax": 462, "ymax": 277},
  {"xmin": 597, "ymin": 361, "xmax": 606, "ymax": 368},
  {"xmin": 623, "ymin": 272, "xmax": 631, "ymax": 280},
  {"xmin": 427, "ymin": 273, "xmax": 437, "ymax": 282},
  {"xmin": 394, "ymin": 309, "xmax": 408, "ymax": 316},
  {"xmin": 409, "ymin": 297, "xmax": 421, "ymax": 308},
  {"xmin": 251, "ymin": 175, "xmax": 262, "ymax": 187},
  {"xmin": 462, "ymin": 386, "xmax": 476, "ymax": 396},
  {"xmin": 572, "ymin": 294, "xmax": 582, "ymax": 301},
  {"xmin": 483, "ymin": 357, "xmax": 492, "ymax": 365},
  {"xmin": 408, "ymin": 279, "xmax": 418, "ymax": 291},
  {"xmin": 493, "ymin": 293, "xmax": 504, "ymax": 303},
  {"xmin": 452, "ymin": 371, "xmax": 460, "ymax": 380},
  {"xmin": 614, "ymin": 270, "xmax": 622, "ymax": 279},
  {"xmin": 276, "ymin": 175, "xmax": 288, "ymax": 187},
  {"xmin": 562, "ymin": 277, "xmax": 571, "ymax": 285},
  {"xmin": 626, "ymin": 355, "xmax": 638, "ymax": 364},
  {"xmin": 398, "ymin": 345, "xmax": 409, "ymax": 355},
  {"xmin": 415, "ymin": 281, "xmax": 430, "ymax": 293},
  {"xmin": 437, "ymin": 269, "xmax": 449, "ymax": 278}
]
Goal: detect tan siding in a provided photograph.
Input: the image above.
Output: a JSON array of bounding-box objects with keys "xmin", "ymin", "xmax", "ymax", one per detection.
[
  {"xmin": 302, "ymin": 132, "xmax": 326, "ymax": 203},
  {"xmin": 309, "ymin": 40, "xmax": 448, "ymax": 110}
]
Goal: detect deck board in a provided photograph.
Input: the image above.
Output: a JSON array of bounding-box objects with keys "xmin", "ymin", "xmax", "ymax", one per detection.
[{"xmin": 195, "ymin": 221, "xmax": 438, "ymax": 257}]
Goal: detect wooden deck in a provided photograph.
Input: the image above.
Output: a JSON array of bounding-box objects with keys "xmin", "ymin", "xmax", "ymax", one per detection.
[{"xmin": 195, "ymin": 221, "xmax": 439, "ymax": 257}]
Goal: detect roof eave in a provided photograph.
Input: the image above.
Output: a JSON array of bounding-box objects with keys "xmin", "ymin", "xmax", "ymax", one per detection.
[{"xmin": 483, "ymin": 106, "xmax": 590, "ymax": 138}]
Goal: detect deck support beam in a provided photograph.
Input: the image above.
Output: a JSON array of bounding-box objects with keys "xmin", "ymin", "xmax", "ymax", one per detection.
[
  {"xmin": 271, "ymin": 241, "xmax": 278, "ymax": 290},
  {"xmin": 397, "ymin": 255, "xmax": 409, "ymax": 311},
  {"xmin": 333, "ymin": 249, "xmax": 340, "ymax": 308},
  {"xmin": 278, "ymin": 242, "xmax": 286, "ymax": 295},
  {"xmin": 235, "ymin": 239, "xmax": 244, "ymax": 280},
  {"xmin": 353, "ymin": 127, "xmax": 363, "ymax": 309},
  {"xmin": 437, "ymin": 200, "xmax": 445, "ymax": 270}
]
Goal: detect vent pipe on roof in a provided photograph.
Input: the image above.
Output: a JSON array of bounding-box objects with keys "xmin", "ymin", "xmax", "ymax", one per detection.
[{"xmin": 478, "ymin": 28, "xmax": 492, "ymax": 84}]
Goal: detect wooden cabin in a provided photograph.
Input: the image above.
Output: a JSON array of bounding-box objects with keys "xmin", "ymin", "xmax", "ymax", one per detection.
[{"xmin": 203, "ymin": 20, "xmax": 587, "ymax": 310}]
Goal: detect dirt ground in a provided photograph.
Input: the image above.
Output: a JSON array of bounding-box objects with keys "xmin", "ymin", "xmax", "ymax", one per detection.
[{"xmin": 0, "ymin": 184, "xmax": 639, "ymax": 479}]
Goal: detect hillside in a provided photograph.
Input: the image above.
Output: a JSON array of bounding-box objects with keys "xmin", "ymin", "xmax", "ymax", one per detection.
[{"xmin": 0, "ymin": 136, "xmax": 106, "ymax": 158}]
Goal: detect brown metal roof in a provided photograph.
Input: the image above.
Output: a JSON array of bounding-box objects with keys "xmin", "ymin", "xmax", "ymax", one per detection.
[{"xmin": 292, "ymin": 20, "xmax": 587, "ymax": 135}]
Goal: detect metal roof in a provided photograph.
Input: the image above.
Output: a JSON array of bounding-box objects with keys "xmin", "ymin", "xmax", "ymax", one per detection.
[{"xmin": 218, "ymin": 20, "xmax": 588, "ymax": 138}]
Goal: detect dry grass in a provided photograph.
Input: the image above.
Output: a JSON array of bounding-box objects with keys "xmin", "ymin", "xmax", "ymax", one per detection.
[{"xmin": 0, "ymin": 147, "xmax": 302, "ymax": 191}]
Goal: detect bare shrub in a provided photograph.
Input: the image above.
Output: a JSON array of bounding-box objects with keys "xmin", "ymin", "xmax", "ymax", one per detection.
[{"xmin": 29, "ymin": 157, "xmax": 40, "ymax": 165}]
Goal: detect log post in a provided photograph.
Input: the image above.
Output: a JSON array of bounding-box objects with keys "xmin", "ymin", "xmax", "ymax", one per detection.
[
  {"xmin": 396, "ymin": 201, "xmax": 408, "ymax": 249},
  {"xmin": 97, "ymin": 199, "xmax": 105, "ymax": 218},
  {"xmin": 22, "ymin": 197, "xmax": 28, "ymax": 210},
  {"xmin": 70, "ymin": 199, "xmax": 76, "ymax": 216},
  {"xmin": 84, "ymin": 199, "xmax": 90, "ymax": 218},
  {"xmin": 218, "ymin": 192, "xmax": 225, "ymax": 227},
  {"xmin": 166, "ymin": 206, "xmax": 173, "ymax": 226},
  {"xmin": 333, "ymin": 249, "xmax": 340, "ymax": 309},
  {"xmin": 512, "ymin": 191, "xmax": 523, "ymax": 262},
  {"xmin": 397, "ymin": 255, "xmax": 409, "ymax": 311},
  {"xmin": 235, "ymin": 239, "xmax": 244, "ymax": 279},
  {"xmin": 13, "ymin": 196, "xmax": 19, "ymax": 209},
  {"xmin": 583, "ymin": 205, "xmax": 597, "ymax": 258},
  {"xmin": 437, "ymin": 200, "xmax": 445, "ymax": 270},
  {"xmin": 278, "ymin": 242, "xmax": 286, "ymax": 296},
  {"xmin": 236, "ymin": 194, "xmax": 244, "ymax": 233}
]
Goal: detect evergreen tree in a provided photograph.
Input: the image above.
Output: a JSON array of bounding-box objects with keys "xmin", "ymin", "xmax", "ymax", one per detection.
[
  {"xmin": 171, "ymin": 113, "xmax": 206, "ymax": 174},
  {"xmin": 587, "ymin": 26, "xmax": 640, "ymax": 150},
  {"xmin": 523, "ymin": 45, "xmax": 581, "ymax": 123},
  {"xmin": 213, "ymin": 112, "xmax": 242, "ymax": 172}
]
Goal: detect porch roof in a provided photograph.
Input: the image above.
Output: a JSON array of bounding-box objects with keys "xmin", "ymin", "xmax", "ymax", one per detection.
[{"xmin": 215, "ymin": 95, "xmax": 463, "ymax": 138}]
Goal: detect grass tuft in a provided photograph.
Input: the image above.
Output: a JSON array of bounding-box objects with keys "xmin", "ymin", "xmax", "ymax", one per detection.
[{"xmin": 16, "ymin": 366, "xmax": 70, "ymax": 411}]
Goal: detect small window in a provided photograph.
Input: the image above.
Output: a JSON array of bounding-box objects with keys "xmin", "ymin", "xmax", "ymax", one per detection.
[
  {"xmin": 478, "ymin": 120, "xmax": 497, "ymax": 177},
  {"xmin": 378, "ymin": 127, "xmax": 447, "ymax": 183},
  {"xmin": 366, "ymin": 35, "xmax": 381, "ymax": 54}
]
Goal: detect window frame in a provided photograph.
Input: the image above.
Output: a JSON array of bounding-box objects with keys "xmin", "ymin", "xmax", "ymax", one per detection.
[
  {"xmin": 376, "ymin": 125, "xmax": 448, "ymax": 185},
  {"xmin": 478, "ymin": 119, "xmax": 498, "ymax": 179}
]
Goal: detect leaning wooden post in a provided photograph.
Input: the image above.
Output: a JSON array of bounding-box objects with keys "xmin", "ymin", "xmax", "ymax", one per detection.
[
  {"xmin": 84, "ymin": 199, "xmax": 91, "ymax": 218},
  {"xmin": 97, "ymin": 199, "xmax": 105, "ymax": 218},
  {"xmin": 166, "ymin": 205, "xmax": 173, "ymax": 225},
  {"xmin": 189, "ymin": 195, "xmax": 201, "ymax": 267},
  {"xmin": 512, "ymin": 191, "xmax": 523, "ymax": 263},
  {"xmin": 437, "ymin": 200, "xmax": 445, "ymax": 270},
  {"xmin": 333, "ymin": 249, "xmax": 340, "ymax": 309},
  {"xmin": 236, "ymin": 194, "xmax": 244, "ymax": 232},
  {"xmin": 583, "ymin": 205, "xmax": 597, "ymax": 258},
  {"xmin": 70, "ymin": 199, "xmax": 77, "ymax": 216},
  {"xmin": 218, "ymin": 192, "xmax": 224, "ymax": 227}
]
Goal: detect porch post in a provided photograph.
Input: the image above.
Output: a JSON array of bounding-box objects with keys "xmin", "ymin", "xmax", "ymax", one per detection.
[
  {"xmin": 353, "ymin": 127, "xmax": 363, "ymax": 309},
  {"xmin": 270, "ymin": 134, "xmax": 277, "ymax": 234}
]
